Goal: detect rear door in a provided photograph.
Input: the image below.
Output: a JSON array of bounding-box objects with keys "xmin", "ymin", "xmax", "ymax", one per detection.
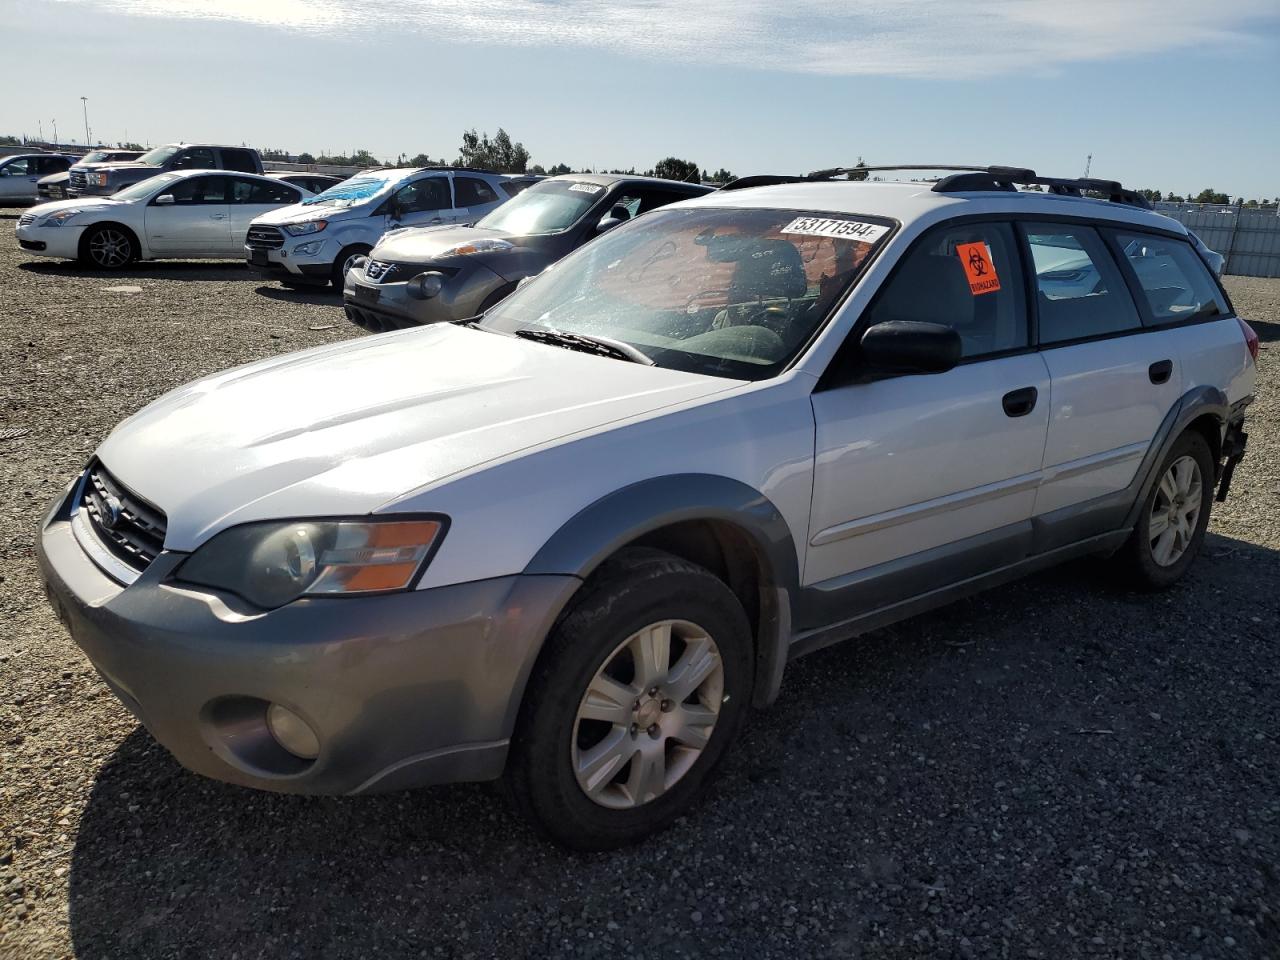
[
  {"xmin": 452, "ymin": 175, "xmax": 504, "ymax": 224},
  {"xmin": 1024, "ymin": 221, "xmax": 1181, "ymax": 526},
  {"xmin": 144, "ymin": 174, "xmax": 232, "ymax": 256},
  {"xmin": 806, "ymin": 219, "xmax": 1050, "ymax": 604},
  {"xmin": 227, "ymin": 176, "xmax": 303, "ymax": 253}
]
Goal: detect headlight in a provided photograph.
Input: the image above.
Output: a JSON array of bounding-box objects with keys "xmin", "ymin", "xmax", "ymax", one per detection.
[
  {"xmin": 176, "ymin": 518, "xmax": 446, "ymax": 609},
  {"xmin": 406, "ymin": 271, "xmax": 446, "ymax": 300},
  {"xmin": 443, "ymin": 238, "xmax": 513, "ymax": 257},
  {"xmin": 283, "ymin": 220, "xmax": 328, "ymax": 237},
  {"xmin": 292, "ymin": 239, "xmax": 325, "ymax": 256},
  {"xmin": 40, "ymin": 209, "xmax": 83, "ymax": 227}
]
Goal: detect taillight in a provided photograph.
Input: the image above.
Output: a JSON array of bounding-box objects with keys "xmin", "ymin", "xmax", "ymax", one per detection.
[{"xmin": 1237, "ymin": 318, "xmax": 1260, "ymax": 362}]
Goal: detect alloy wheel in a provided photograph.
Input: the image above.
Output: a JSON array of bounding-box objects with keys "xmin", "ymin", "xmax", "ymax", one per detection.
[
  {"xmin": 89, "ymin": 228, "xmax": 131, "ymax": 268},
  {"xmin": 1149, "ymin": 455, "xmax": 1203, "ymax": 567},
  {"xmin": 572, "ymin": 619, "xmax": 724, "ymax": 809}
]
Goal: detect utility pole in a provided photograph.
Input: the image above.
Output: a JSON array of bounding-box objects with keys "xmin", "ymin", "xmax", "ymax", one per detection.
[
  {"xmin": 81, "ymin": 97, "xmax": 91, "ymax": 147},
  {"xmin": 52, "ymin": 119, "xmax": 58, "ymax": 147},
  {"xmin": 1083, "ymin": 153, "xmax": 1092, "ymax": 178}
]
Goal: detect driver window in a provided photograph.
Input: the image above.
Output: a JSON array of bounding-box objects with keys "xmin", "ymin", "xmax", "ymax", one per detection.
[
  {"xmin": 3, "ymin": 159, "xmax": 29, "ymax": 176},
  {"xmin": 165, "ymin": 176, "xmax": 226, "ymax": 204},
  {"xmin": 393, "ymin": 177, "xmax": 450, "ymax": 215},
  {"xmin": 862, "ymin": 220, "xmax": 1028, "ymax": 358}
]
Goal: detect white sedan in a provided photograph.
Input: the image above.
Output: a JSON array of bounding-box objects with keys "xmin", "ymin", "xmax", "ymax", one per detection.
[{"xmin": 14, "ymin": 170, "xmax": 313, "ymax": 268}]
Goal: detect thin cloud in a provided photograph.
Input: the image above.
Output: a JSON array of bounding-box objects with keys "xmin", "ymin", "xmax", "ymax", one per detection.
[{"xmin": 53, "ymin": 0, "xmax": 1278, "ymax": 78}]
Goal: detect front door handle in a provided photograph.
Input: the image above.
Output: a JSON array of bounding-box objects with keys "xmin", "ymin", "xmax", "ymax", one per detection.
[
  {"xmin": 1149, "ymin": 359, "xmax": 1173, "ymax": 385},
  {"xmin": 1002, "ymin": 386, "xmax": 1038, "ymax": 418}
]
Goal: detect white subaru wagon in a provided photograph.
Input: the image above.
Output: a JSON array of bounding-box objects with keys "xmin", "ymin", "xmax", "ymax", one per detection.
[{"xmin": 37, "ymin": 165, "xmax": 1257, "ymax": 849}]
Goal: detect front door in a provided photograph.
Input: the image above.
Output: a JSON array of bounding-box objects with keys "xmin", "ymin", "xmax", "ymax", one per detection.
[
  {"xmin": 806, "ymin": 220, "xmax": 1049, "ymax": 616},
  {"xmin": 452, "ymin": 175, "xmax": 503, "ymax": 224},
  {"xmin": 144, "ymin": 174, "xmax": 231, "ymax": 256},
  {"xmin": 0, "ymin": 158, "xmax": 37, "ymax": 201},
  {"xmin": 385, "ymin": 175, "xmax": 454, "ymax": 232}
]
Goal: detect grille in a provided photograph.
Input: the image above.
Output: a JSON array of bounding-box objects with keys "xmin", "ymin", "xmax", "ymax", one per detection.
[
  {"xmin": 18, "ymin": 213, "xmax": 36, "ymax": 226},
  {"xmin": 246, "ymin": 225, "xmax": 286, "ymax": 250},
  {"xmin": 69, "ymin": 170, "xmax": 87, "ymax": 190},
  {"xmin": 79, "ymin": 464, "xmax": 167, "ymax": 573},
  {"xmin": 364, "ymin": 261, "xmax": 455, "ymax": 284}
]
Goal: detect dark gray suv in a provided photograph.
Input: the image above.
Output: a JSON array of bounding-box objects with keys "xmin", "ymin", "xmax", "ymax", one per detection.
[
  {"xmin": 343, "ymin": 174, "xmax": 711, "ymax": 332},
  {"xmin": 75, "ymin": 143, "xmax": 264, "ymax": 196}
]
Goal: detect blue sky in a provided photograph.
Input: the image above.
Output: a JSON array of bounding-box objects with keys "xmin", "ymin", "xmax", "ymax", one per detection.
[{"xmin": 4, "ymin": 0, "xmax": 1278, "ymax": 198}]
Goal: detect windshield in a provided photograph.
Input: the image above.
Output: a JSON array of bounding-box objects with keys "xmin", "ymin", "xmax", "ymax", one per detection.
[
  {"xmin": 302, "ymin": 174, "xmax": 395, "ymax": 208},
  {"xmin": 81, "ymin": 151, "xmax": 110, "ymax": 164},
  {"xmin": 137, "ymin": 145, "xmax": 180, "ymax": 166},
  {"xmin": 111, "ymin": 172, "xmax": 182, "ymax": 202},
  {"xmin": 476, "ymin": 179, "xmax": 607, "ymax": 235},
  {"xmin": 479, "ymin": 206, "xmax": 892, "ymax": 380}
]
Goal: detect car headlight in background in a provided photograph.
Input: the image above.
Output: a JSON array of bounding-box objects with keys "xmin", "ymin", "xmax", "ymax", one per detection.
[
  {"xmin": 176, "ymin": 518, "xmax": 446, "ymax": 609},
  {"xmin": 283, "ymin": 220, "xmax": 328, "ymax": 237},
  {"xmin": 292, "ymin": 239, "xmax": 325, "ymax": 256},
  {"xmin": 95, "ymin": 173, "xmax": 109, "ymax": 186},
  {"xmin": 407, "ymin": 271, "xmax": 446, "ymax": 300},
  {"xmin": 442, "ymin": 238, "xmax": 513, "ymax": 257},
  {"xmin": 40, "ymin": 209, "xmax": 84, "ymax": 227}
]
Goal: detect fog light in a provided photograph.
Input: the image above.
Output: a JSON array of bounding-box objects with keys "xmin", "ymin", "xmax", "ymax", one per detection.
[
  {"xmin": 266, "ymin": 703, "xmax": 320, "ymax": 759},
  {"xmin": 407, "ymin": 271, "xmax": 446, "ymax": 300}
]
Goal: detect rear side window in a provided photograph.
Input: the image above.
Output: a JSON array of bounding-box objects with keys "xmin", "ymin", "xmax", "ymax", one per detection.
[
  {"xmin": 220, "ymin": 149, "xmax": 259, "ymax": 173},
  {"xmin": 863, "ymin": 220, "xmax": 1028, "ymax": 358},
  {"xmin": 229, "ymin": 177, "xmax": 300, "ymax": 205},
  {"xmin": 171, "ymin": 148, "xmax": 216, "ymax": 170},
  {"xmin": 500, "ymin": 180, "xmax": 534, "ymax": 198},
  {"xmin": 37, "ymin": 157, "xmax": 71, "ymax": 174},
  {"xmin": 1110, "ymin": 231, "xmax": 1229, "ymax": 324},
  {"xmin": 455, "ymin": 176, "xmax": 499, "ymax": 206},
  {"xmin": 1023, "ymin": 223, "xmax": 1142, "ymax": 345}
]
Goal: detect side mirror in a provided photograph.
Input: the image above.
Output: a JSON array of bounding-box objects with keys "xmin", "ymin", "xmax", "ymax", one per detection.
[
  {"xmin": 154, "ymin": 194, "xmax": 175, "ymax": 205},
  {"xmin": 597, "ymin": 215, "xmax": 624, "ymax": 234},
  {"xmin": 859, "ymin": 320, "xmax": 961, "ymax": 375}
]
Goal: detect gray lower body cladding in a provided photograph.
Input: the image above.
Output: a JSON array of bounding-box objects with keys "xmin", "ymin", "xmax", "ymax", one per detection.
[{"xmin": 36, "ymin": 486, "xmax": 579, "ymax": 795}]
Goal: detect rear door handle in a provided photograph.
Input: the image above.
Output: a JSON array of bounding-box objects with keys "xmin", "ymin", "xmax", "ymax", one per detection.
[
  {"xmin": 1002, "ymin": 386, "xmax": 1038, "ymax": 418},
  {"xmin": 1149, "ymin": 359, "xmax": 1173, "ymax": 384}
]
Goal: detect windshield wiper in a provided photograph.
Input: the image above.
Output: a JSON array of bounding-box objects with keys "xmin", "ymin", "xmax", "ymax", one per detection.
[{"xmin": 514, "ymin": 328, "xmax": 655, "ymax": 365}]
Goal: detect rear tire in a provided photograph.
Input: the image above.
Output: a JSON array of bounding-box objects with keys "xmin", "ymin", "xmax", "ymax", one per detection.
[
  {"xmin": 1114, "ymin": 431, "xmax": 1214, "ymax": 590},
  {"xmin": 331, "ymin": 245, "xmax": 370, "ymax": 290},
  {"xmin": 507, "ymin": 547, "xmax": 753, "ymax": 850}
]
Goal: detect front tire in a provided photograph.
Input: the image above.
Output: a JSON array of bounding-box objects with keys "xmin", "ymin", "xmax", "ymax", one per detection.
[
  {"xmin": 1116, "ymin": 431, "xmax": 1214, "ymax": 589},
  {"xmin": 79, "ymin": 224, "xmax": 136, "ymax": 269},
  {"xmin": 331, "ymin": 244, "xmax": 370, "ymax": 290},
  {"xmin": 507, "ymin": 548, "xmax": 753, "ymax": 850}
]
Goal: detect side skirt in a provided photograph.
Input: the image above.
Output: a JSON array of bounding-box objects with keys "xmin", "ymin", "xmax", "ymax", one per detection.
[{"xmin": 788, "ymin": 529, "xmax": 1129, "ymax": 661}]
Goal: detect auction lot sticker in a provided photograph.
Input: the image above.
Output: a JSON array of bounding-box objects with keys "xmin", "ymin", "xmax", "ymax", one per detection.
[
  {"xmin": 782, "ymin": 217, "xmax": 890, "ymax": 243},
  {"xmin": 569, "ymin": 183, "xmax": 603, "ymax": 194}
]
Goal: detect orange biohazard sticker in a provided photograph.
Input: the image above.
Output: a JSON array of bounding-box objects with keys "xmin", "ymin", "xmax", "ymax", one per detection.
[{"xmin": 956, "ymin": 242, "xmax": 1001, "ymax": 295}]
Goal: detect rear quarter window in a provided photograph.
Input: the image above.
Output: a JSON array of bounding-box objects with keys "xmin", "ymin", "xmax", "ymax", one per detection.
[{"xmin": 1109, "ymin": 231, "xmax": 1230, "ymax": 324}]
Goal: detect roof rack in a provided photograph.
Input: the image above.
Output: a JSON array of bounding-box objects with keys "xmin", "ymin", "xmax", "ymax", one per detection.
[{"xmin": 721, "ymin": 164, "xmax": 1152, "ymax": 210}]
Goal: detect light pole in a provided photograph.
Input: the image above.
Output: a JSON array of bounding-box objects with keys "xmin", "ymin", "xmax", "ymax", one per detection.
[
  {"xmin": 52, "ymin": 118, "xmax": 58, "ymax": 146},
  {"xmin": 81, "ymin": 97, "xmax": 90, "ymax": 147}
]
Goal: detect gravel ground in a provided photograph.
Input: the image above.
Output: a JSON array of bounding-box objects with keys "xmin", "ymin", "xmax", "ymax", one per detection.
[{"xmin": 1, "ymin": 212, "xmax": 1277, "ymax": 959}]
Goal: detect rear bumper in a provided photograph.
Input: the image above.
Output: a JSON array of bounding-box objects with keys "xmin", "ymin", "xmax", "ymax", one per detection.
[
  {"xmin": 1215, "ymin": 397, "xmax": 1251, "ymax": 502},
  {"xmin": 36, "ymin": 482, "xmax": 579, "ymax": 795}
]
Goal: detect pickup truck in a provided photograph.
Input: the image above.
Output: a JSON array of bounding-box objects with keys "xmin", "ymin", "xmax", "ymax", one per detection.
[{"xmin": 74, "ymin": 143, "xmax": 264, "ymax": 197}]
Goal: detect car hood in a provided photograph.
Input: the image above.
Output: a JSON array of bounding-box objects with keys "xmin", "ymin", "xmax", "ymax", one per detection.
[
  {"xmin": 251, "ymin": 201, "xmax": 365, "ymax": 227},
  {"xmin": 25, "ymin": 197, "xmax": 122, "ymax": 216},
  {"xmin": 39, "ymin": 172, "xmax": 70, "ymax": 185},
  {"xmin": 79, "ymin": 161, "xmax": 161, "ymax": 175},
  {"xmin": 373, "ymin": 225, "xmax": 513, "ymax": 263},
  {"xmin": 97, "ymin": 323, "xmax": 737, "ymax": 551}
]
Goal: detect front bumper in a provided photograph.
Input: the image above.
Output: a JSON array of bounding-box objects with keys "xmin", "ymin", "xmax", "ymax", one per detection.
[
  {"xmin": 15, "ymin": 222, "xmax": 84, "ymax": 259},
  {"xmin": 343, "ymin": 264, "xmax": 499, "ymax": 333},
  {"xmin": 36, "ymin": 483, "xmax": 579, "ymax": 795},
  {"xmin": 246, "ymin": 239, "xmax": 336, "ymax": 286}
]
